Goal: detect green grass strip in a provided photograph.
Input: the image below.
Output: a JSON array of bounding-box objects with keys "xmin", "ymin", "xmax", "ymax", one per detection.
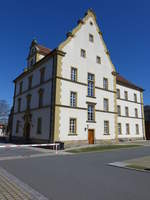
[{"xmin": 67, "ymin": 144, "xmax": 140, "ymax": 153}]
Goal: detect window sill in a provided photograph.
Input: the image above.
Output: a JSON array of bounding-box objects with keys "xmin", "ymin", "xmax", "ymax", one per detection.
[
  {"xmin": 68, "ymin": 134, "xmax": 77, "ymax": 136},
  {"xmin": 103, "ymin": 133, "xmax": 110, "ymax": 135},
  {"xmin": 86, "ymin": 96, "xmax": 96, "ymax": 99},
  {"xmin": 86, "ymin": 120, "xmax": 96, "ymax": 123}
]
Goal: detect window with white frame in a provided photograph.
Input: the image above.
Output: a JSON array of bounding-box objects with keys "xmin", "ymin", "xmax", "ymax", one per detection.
[
  {"xmin": 125, "ymin": 106, "xmax": 129, "ymax": 117},
  {"xmin": 70, "ymin": 92, "xmax": 77, "ymax": 107},
  {"xmin": 16, "ymin": 120, "xmax": 20, "ymax": 134},
  {"xmin": 103, "ymin": 78, "xmax": 108, "ymax": 90},
  {"xmin": 136, "ymin": 124, "xmax": 139, "ymax": 135},
  {"xmin": 124, "ymin": 91, "xmax": 128, "ymax": 100},
  {"xmin": 19, "ymin": 81, "xmax": 23, "ymax": 94},
  {"xmin": 81, "ymin": 49, "xmax": 86, "ymax": 58},
  {"xmin": 71, "ymin": 67, "xmax": 77, "ymax": 81},
  {"xmin": 37, "ymin": 117, "xmax": 42, "ymax": 134},
  {"xmin": 89, "ymin": 34, "xmax": 94, "ymax": 42},
  {"xmin": 18, "ymin": 98, "xmax": 21, "ymax": 112},
  {"xmin": 126, "ymin": 123, "xmax": 130, "ymax": 135},
  {"xmin": 134, "ymin": 93, "xmax": 137, "ymax": 102},
  {"xmin": 118, "ymin": 123, "xmax": 122, "ymax": 135},
  {"xmin": 38, "ymin": 89, "xmax": 44, "ymax": 108},
  {"xmin": 117, "ymin": 105, "xmax": 121, "ymax": 116},
  {"xmin": 104, "ymin": 121, "xmax": 109, "ymax": 135},
  {"xmin": 69, "ymin": 118, "xmax": 76, "ymax": 134},
  {"xmin": 88, "ymin": 104, "xmax": 95, "ymax": 121},
  {"xmin": 28, "ymin": 75, "xmax": 33, "ymax": 89},
  {"xmin": 40, "ymin": 68, "xmax": 45, "ymax": 84},
  {"xmin": 117, "ymin": 89, "xmax": 120, "ymax": 99},
  {"xmin": 135, "ymin": 108, "xmax": 138, "ymax": 118},
  {"xmin": 88, "ymin": 73, "xmax": 95, "ymax": 97},
  {"xmin": 104, "ymin": 98, "xmax": 109, "ymax": 112},
  {"xmin": 96, "ymin": 56, "xmax": 101, "ymax": 64}
]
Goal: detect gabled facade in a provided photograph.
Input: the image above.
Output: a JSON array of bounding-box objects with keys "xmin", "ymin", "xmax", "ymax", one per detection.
[{"xmin": 11, "ymin": 9, "xmax": 145, "ymax": 144}]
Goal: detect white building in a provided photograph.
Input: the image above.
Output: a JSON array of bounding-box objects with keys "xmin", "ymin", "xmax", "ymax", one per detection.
[{"xmin": 11, "ymin": 9, "xmax": 145, "ymax": 144}]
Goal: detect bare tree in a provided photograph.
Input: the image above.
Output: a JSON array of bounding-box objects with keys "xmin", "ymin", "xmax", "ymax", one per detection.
[{"xmin": 0, "ymin": 100, "xmax": 10, "ymax": 124}]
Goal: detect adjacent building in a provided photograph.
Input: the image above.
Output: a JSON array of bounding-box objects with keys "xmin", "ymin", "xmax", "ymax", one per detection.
[
  {"xmin": 144, "ymin": 106, "xmax": 150, "ymax": 140},
  {"xmin": 11, "ymin": 9, "xmax": 145, "ymax": 144}
]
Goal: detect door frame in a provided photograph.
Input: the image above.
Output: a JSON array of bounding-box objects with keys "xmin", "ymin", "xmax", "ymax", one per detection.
[{"xmin": 88, "ymin": 129, "xmax": 95, "ymax": 144}]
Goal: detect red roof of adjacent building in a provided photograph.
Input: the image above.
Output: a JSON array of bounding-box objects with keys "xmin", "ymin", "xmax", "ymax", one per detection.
[
  {"xmin": 37, "ymin": 44, "xmax": 51, "ymax": 55},
  {"xmin": 116, "ymin": 74, "xmax": 144, "ymax": 91}
]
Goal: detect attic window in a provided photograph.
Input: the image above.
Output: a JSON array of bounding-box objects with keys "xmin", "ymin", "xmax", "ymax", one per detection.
[
  {"xmin": 90, "ymin": 21, "xmax": 93, "ymax": 26},
  {"xmin": 89, "ymin": 34, "xmax": 94, "ymax": 42}
]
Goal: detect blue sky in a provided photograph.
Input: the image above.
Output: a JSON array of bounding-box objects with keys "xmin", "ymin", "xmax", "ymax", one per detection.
[{"xmin": 0, "ymin": 0, "xmax": 150, "ymax": 106}]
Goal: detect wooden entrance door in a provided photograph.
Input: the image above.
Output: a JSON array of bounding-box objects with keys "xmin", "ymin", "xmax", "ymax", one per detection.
[{"xmin": 88, "ymin": 129, "xmax": 94, "ymax": 144}]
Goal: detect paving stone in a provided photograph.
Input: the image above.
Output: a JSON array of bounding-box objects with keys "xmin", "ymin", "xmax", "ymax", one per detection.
[{"xmin": 0, "ymin": 167, "xmax": 48, "ymax": 200}]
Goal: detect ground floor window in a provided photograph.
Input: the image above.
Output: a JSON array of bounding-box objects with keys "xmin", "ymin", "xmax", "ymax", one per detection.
[
  {"xmin": 16, "ymin": 120, "xmax": 20, "ymax": 134},
  {"xmin": 37, "ymin": 118, "xmax": 42, "ymax": 134},
  {"xmin": 69, "ymin": 118, "xmax": 76, "ymax": 134},
  {"xmin": 118, "ymin": 123, "xmax": 122, "ymax": 135},
  {"xmin": 104, "ymin": 121, "xmax": 109, "ymax": 135},
  {"xmin": 136, "ymin": 124, "xmax": 139, "ymax": 135},
  {"xmin": 126, "ymin": 123, "xmax": 130, "ymax": 135}
]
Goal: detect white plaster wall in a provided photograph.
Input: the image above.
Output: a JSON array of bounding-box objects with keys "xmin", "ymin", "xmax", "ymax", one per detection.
[
  {"xmin": 12, "ymin": 57, "xmax": 53, "ymax": 139},
  {"xmin": 12, "ymin": 108, "xmax": 51, "ymax": 140},
  {"xmin": 59, "ymin": 107, "xmax": 115, "ymax": 141},
  {"xmin": 116, "ymin": 84, "xmax": 141, "ymax": 103},
  {"xmin": 15, "ymin": 58, "xmax": 53, "ymax": 96},
  {"xmin": 59, "ymin": 16, "xmax": 116, "ymax": 141},
  {"xmin": 116, "ymin": 84, "xmax": 144, "ymax": 138},
  {"xmin": 117, "ymin": 117, "xmax": 143, "ymax": 138}
]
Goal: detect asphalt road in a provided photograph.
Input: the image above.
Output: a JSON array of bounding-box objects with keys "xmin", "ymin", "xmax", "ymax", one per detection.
[{"xmin": 0, "ymin": 146, "xmax": 150, "ymax": 200}]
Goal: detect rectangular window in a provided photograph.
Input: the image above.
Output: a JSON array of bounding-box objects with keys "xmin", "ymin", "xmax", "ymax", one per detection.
[
  {"xmin": 118, "ymin": 123, "xmax": 122, "ymax": 135},
  {"xmin": 117, "ymin": 89, "xmax": 120, "ymax": 99},
  {"xmin": 37, "ymin": 118, "xmax": 42, "ymax": 134},
  {"xmin": 103, "ymin": 78, "xmax": 108, "ymax": 90},
  {"xmin": 26, "ymin": 94, "xmax": 31, "ymax": 109},
  {"xmin": 89, "ymin": 34, "xmax": 94, "ymax": 42},
  {"xmin": 81, "ymin": 49, "xmax": 86, "ymax": 58},
  {"xmin": 38, "ymin": 89, "xmax": 44, "ymax": 108},
  {"xmin": 69, "ymin": 118, "xmax": 76, "ymax": 134},
  {"xmin": 104, "ymin": 98, "xmax": 109, "ymax": 112},
  {"xmin": 117, "ymin": 105, "xmax": 121, "ymax": 116},
  {"xmin": 71, "ymin": 67, "xmax": 77, "ymax": 81},
  {"xmin": 126, "ymin": 123, "xmax": 130, "ymax": 135},
  {"xmin": 19, "ymin": 81, "xmax": 23, "ymax": 94},
  {"xmin": 124, "ymin": 91, "xmax": 128, "ymax": 100},
  {"xmin": 18, "ymin": 98, "xmax": 21, "ymax": 112},
  {"xmin": 88, "ymin": 73, "xmax": 95, "ymax": 97},
  {"xmin": 104, "ymin": 121, "xmax": 109, "ymax": 135},
  {"xmin": 96, "ymin": 56, "xmax": 101, "ymax": 64},
  {"xmin": 125, "ymin": 106, "xmax": 129, "ymax": 117},
  {"xmin": 88, "ymin": 104, "xmax": 95, "ymax": 121},
  {"xmin": 40, "ymin": 68, "xmax": 45, "ymax": 84},
  {"xmin": 135, "ymin": 108, "xmax": 138, "ymax": 118},
  {"xmin": 16, "ymin": 120, "xmax": 20, "ymax": 134},
  {"xmin": 134, "ymin": 93, "xmax": 137, "ymax": 102},
  {"xmin": 70, "ymin": 92, "xmax": 77, "ymax": 107},
  {"xmin": 136, "ymin": 124, "xmax": 139, "ymax": 135},
  {"xmin": 28, "ymin": 75, "xmax": 33, "ymax": 90}
]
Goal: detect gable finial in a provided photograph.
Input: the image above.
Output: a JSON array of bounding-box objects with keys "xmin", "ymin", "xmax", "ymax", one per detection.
[{"xmin": 85, "ymin": 8, "xmax": 97, "ymax": 20}]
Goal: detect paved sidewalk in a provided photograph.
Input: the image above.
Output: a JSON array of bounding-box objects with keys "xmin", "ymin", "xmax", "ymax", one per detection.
[{"xmin": 0, "ymin": 167, "xmax": 48, "ymax": 200}]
